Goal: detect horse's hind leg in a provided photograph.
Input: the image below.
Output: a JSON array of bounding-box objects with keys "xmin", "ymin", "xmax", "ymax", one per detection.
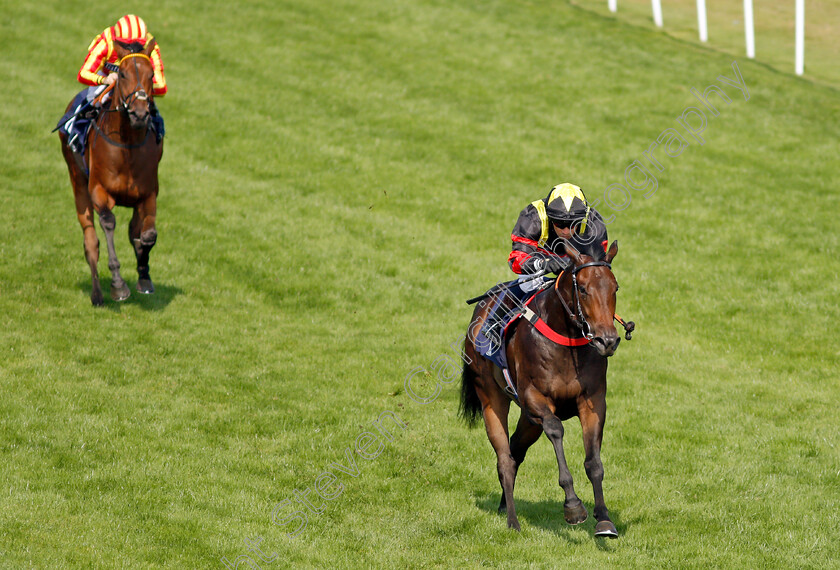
[
  {"xmin": 129, "ymin": 195, "xmax": 156, "ymax": 294},
  {"xmin": 79, "ymin": 207, "xmax": 103, "ymax": 306},
  {"xmin": 98, "ymin": 208, "xmax": 130, "ymax": 301},
  {"xmin": 499, "ymin": 412, "xmax": 542, "ymax": 514},
  {"xmin": 61, "ymin": 140, "xmax": 103, "ymax": 306},
  {"xmin": 477, "ymin": 387, "xmax": 519, "ymax": 530},
  {"xmin": 579, "ymin": 395, "xmax": 618, "ymax": 538}
]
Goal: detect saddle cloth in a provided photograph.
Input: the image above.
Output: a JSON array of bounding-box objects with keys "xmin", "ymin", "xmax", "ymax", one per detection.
[
  {"xmin": 56, "ymin": 86, "xmax": 108, "ymax": 165},
  {"xmin": 474, "ymin": 276, "xmax": 552, "ymax": 398}
]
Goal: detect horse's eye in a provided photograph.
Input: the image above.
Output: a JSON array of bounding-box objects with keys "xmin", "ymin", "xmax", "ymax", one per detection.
[
  {"xmin": 119, "ymin": 71, "xmax": 126, "ymax": 79},
  {"xmin": 579, "ymin": 286, "xmax": 588, "ymax": 296}
]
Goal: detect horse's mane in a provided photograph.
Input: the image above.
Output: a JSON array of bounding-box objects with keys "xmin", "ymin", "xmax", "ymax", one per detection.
[
  {"xmin": 576, "ymin": 240, "xmax": 607, "ymax": 262},
  {"xmin": 115, "ymin": 40, "xmax": 145, "ymax": 54}
]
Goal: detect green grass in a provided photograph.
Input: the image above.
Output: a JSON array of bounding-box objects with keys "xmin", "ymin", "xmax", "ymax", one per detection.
[
  {"xmin": 1, "ymin": 0, "xmax": 839, "ymax": 568},
  {"xmin": 573, "ymin": 0, "xmax": 840, "ymax": 89}
]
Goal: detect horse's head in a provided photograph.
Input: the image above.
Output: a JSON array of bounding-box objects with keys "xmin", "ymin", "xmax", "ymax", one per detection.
[
  {"xmin": 113, "ymin": 39, "xmax": 157, "ymax": 130},
  {"xmin": 561, "ymin": 239, "xmax": 621, "ymax": 357}
]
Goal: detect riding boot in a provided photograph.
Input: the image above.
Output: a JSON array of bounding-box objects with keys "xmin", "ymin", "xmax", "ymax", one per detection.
[
  {"xmin": 68, "ymin": 115, "xmax": 92, "ymax": 164},
  {"xmin": 150, "ymin": 101, "xmax": 165, "ymax": 142}
]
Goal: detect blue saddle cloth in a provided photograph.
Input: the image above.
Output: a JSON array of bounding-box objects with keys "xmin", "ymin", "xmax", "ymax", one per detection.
[
  {"xmin": 57, "ymin": 87, "xmax": 102, "ymax": 159},
  {"xmin": 474, "ymin": 276, "xmax": 552, "ymax": 396}
]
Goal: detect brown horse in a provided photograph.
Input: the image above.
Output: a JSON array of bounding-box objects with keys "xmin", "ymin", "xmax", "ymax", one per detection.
[
  {"xmin": 58, "ymin": 39, "xmax": 163, "ymax": 306},
  {"xmin": 460, "ymin": 240, "xmax": 624, "ymax": 538}
]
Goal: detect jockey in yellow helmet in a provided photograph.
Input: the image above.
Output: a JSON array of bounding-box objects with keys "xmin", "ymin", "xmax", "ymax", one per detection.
[
  {"xmin": 508, "ymin": 183, "xmax": 609, "ymax": 275},
  {"xmin": 58, "ymin": 15, "xmax": 166, "ymax": 154},
  {"xmin": 77, "ymin": 14, "xmax": 167, "ymax": 95}
]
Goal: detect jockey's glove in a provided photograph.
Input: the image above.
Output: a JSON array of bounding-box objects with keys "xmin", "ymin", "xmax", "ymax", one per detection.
[
  {"xmin": 542, "ymin": 257, "xmax": 566, "ymax": 275},
  {"xmin": 524, "ymin": 256, "xmax": 566, "ymax": 275}
]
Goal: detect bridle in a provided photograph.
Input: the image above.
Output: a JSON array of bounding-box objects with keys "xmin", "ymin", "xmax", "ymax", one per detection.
[
  {"xmin": 554, "ymin": 261, "xmax": 613, "ymax": 341},
  {"xmin": 92, "ymin": 53, "xmax": 153, "ymax": 150},
  {"xmin": 116, "ymin": 53, "xmax": 152, "ymax": 111}
]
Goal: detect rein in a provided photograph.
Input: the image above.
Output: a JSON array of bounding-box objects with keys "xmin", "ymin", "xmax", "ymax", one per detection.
[
  {"xmin": 523, "ymin": 260, "xmax": 628, "ymax": 347},
  {"xmin": 520, "ymin": 262, "xmax": 610, "ymax": 347},
  {"xmin": 91, "ymin": 119, "xmax": 152, "ymax": 149},
  {"xmin": 556, "ymin": 261, "xmax": 612, "ymax": 341}
]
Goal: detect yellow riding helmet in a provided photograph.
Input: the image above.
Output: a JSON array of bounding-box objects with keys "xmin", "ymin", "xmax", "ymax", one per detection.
[
  {"xmin": 114, "ymin": 14, "xmax": 148, "ymax": 44},
  {"xmin": 545, "ymin": 183, "xmax": 589, "ymax": 221}
]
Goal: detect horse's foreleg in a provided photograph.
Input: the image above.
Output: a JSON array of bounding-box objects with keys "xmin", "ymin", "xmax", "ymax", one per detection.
[
  {"xmin": 541, "ymin": 413, "xmax": 588, "ymax": 525},
  {"xmin": 578, "ymin": 395, "xmax": 617, "ymax": 538},
  {"xmin": 98, "ymin": 208, "xmax": 130, "ymax": 301},
  {"xmin": 479, "ymin": 390, "xmax": 519, "ymax": 530},
  {"xmin": 129, "ymin": 195, "xmax": 157, "ymax": 294}
]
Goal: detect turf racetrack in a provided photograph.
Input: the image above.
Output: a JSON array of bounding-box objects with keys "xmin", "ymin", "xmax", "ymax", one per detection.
[{"xmin": 0, "ymin": 0, "xmax": 838, "ymax": 567}]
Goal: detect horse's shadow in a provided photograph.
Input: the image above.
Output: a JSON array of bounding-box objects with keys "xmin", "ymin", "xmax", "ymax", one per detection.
[
  {"xmin": 475, "ymin": 493, "xmax": 629, "ymax": 545},
  {"xmin": 76, "ymin": 280, "xmax": 182, "ymax": 311}
]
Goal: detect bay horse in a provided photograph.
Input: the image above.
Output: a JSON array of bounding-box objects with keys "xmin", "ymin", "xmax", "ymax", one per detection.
[
  {"xmin": 58, "ymin": 39, "xmax": 163, "ymax": 306},
  {"xmin": 460, "ymin": 240, "xmax": 624, "ymax": 538}
]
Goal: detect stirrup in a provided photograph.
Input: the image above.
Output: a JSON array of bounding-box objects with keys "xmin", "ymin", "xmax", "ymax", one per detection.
[{"xmin": 68, "ymin": 136, "xmax": 82, "ymax": 154}]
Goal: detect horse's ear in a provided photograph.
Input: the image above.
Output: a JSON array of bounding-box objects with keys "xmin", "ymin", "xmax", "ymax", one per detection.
[
  {"xmin": 113, "ymin": 40, "xmax": 131, "ymax": 59},
  {"xmin": 562, "ymin": 239, "xmax": 583, "ymax": 265},
  {"xmin": 605, "ymin": 240, "xmax": 619, "ymax": 263},
  {"xmin": 144, "ymin": 38, "xmax": 157, "ymax": 57}
]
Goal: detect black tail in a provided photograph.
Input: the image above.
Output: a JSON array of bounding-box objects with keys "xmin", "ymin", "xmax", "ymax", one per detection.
[{"xmin": 458, "ymin": 343, "xmax": 482, "ymax": 428}]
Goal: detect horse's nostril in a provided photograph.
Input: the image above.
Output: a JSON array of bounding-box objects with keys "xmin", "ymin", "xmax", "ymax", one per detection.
[
  {"xmin": 593, "ymin": 335, "xmax": 620, "ymax": 355},
  {"xmin": 128, "ymin": 110, "xmax": 150, "ymax": 124}
]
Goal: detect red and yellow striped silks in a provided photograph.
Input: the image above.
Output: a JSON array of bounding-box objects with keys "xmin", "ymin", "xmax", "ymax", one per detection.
[{"xmin": 77, "ymin": 15, "xmax": 167, "ymax": 96}]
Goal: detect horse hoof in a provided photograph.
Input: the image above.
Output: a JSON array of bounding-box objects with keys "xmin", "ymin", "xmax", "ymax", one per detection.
[
  {"xmin": 137, "ymin": 279, "xmax": 155, "ymax": 294},
  {"xmin": 111, "ymin": 283, "xmax": 131, "ymax": 301},
  {"xmin": 91, "ymin": 292, "xmax": 105, "ymax": 306},
  {"xmin": 594, "ymin": 520, "xmax": 618, "ymax": 538},
  {"xmin": 564, "ymin": 502, "xmax": 588, "ymax": 525},
  {"xmin": 507, "ymin": 519, "xmax": 521, "ymax": 532}
]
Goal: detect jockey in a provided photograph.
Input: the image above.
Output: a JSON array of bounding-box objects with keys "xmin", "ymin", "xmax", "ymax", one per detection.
[
  {"xmin": 62, "ymin": 15, "xmax": 166, "ymax": 153},
  {"xmin": 508, "ymin": 183, "xmax": 608, "ymax": 276}
]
